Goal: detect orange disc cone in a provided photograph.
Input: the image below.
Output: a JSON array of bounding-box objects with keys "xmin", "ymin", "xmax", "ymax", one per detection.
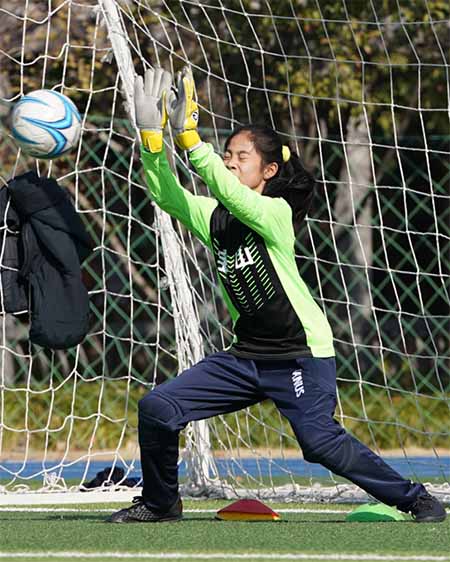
[{"xmin": 215, "ymin": 499, "xmax": 281, "ymax": 521}]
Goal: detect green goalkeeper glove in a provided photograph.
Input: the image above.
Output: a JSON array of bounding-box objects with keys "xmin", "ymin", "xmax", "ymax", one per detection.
[
  {"xmin": 134, "ymin": 67, "xmax": 172, "ymax": 153},
  {"xmin": 167, "ymin": 66, "xmax": 201, "ymax": 151}
]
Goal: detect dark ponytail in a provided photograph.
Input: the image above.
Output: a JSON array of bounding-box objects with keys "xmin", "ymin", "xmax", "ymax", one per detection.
[{"xmin": 225, "ymin": 124, "xmax": 315, "ymax": 234}]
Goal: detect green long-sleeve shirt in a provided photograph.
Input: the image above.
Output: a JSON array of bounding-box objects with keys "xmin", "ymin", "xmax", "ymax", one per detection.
[{"xmin": 141, "ymin": 143, "xmax": 334, "ymax": 359}]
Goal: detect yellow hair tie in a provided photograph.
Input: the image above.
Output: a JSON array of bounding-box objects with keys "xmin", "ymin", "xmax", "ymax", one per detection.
[{"xmin": 282, "ymin": 145, "xmax": 291, "ymax": 162}]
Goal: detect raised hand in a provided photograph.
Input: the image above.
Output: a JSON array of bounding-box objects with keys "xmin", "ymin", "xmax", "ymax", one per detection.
[
  {"xmin": 134, "ymin": 67, "xmax": 172, "ymax": 153},
  {"xmin": 167, "ymin": 66, "xmax": 201, "ymax": 151}
]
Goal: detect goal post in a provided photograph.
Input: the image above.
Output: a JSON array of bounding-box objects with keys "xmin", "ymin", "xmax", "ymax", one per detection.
[
  {"xmin": 98, "ymin": 0, "xmax": 217, "ymax": 496},
  {"xmin": 0, "ymin": 0, "xmax": 449, "ymax": 505}
]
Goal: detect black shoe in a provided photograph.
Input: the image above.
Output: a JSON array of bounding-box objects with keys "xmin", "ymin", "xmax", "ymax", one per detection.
[
  {"xmin": 409, "ymin": 492, "xmax": 447, "ymax": 523},
  {"xmin": 106, "ymin": 496, "xmax": 183, "ymax": 523}
]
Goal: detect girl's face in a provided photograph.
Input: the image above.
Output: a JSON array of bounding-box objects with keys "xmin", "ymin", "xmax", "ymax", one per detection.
[{"xmin": 223, "ymin": 132, "xmax": 278, "ymax": 194}]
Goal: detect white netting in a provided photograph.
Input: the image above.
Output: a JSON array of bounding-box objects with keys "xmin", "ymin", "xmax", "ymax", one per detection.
[{"xmin": 0, "ymin": 0, "xmax": 449, "ymax": 504}]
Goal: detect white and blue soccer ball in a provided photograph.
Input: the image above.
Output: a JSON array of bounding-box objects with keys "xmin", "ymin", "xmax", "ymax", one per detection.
[{"xmin": 11, "ymin": 89, "xmax": 82, "ymax": 159}]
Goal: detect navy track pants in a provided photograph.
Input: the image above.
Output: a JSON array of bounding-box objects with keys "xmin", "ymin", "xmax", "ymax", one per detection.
[{"xmin": 138, "ymin": 351, "xmax": 424, "ymax": 512}]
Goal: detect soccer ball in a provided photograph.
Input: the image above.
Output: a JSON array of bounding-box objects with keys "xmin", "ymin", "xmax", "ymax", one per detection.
[{"xmin": 11, "ymin": 89, "xmax": 81, "ymax": 159}]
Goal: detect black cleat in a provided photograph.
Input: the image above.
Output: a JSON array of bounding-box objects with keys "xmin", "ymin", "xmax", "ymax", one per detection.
[
  {"xmin": 106, "ymin": 496, "xmax": 183, "ymax": 523},
  {"xmin": 409, "ymin": 492, "xmax": 447, "ymax": 523}
]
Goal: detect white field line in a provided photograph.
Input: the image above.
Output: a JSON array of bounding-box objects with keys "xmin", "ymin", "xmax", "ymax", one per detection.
[
  {"xmin": 0, "ymin": 554, "xmax": 449, "ymax": 561},
  {"xmin": 0, "ymin": 491, "xmax": 138, "ymax": 505},
  {"xmin": 1, "ymin": 486, "xmax": 449, "ymax": 507}
]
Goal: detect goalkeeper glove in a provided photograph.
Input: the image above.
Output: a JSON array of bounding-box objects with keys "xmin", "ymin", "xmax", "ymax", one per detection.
[
  {"xmin": 134, "ymin": 67, "xmax": 172, "ymax": 153},
  {"xmin": 167, "ymin": 66, "xmax": 201, "ymax": 151}
]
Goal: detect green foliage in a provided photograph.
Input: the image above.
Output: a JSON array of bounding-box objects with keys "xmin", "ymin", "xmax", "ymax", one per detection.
[
  {"xmin": 211, "ymin": 389, "xmax": 448, "ymax": 451},
  {"xmin": 159, "ymin": 0, "xmax": 449, "ymax": 136},
  {"xmin": 0, "ymin": 1, "xmax": 116, "ymax": 113},
  {"xmin": 2, "ymin": 381, "xmax": 447, "ymax": 453},
  {"xmin": 1, "ymin": 379, "xmax": 144, "ymax": 453}
]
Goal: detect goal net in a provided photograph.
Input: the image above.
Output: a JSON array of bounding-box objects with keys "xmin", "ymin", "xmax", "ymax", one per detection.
[{"xmin": 0, "ymin": 0, "xmax": 448, "ymax": 504}]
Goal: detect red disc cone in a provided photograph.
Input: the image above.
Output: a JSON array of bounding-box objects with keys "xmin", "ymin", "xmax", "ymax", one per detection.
[{"xmin": 216, "ymin": 499, "xmax": 281, "ymax": 521}]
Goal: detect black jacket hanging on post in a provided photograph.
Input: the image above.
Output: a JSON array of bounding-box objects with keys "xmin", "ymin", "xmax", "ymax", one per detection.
[
  {"xmin": 0, "ymin": 185, "xmax": 28, "ymax": 313},
  {"xmin": 1, "ymin": 171, "xmax": 92, "ymax": 349}
]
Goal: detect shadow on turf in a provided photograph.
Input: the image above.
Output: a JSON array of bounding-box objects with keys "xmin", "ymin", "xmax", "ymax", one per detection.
[{"xmin": 5, "ymin": 514, "xmax": 416, "ymax": 525}]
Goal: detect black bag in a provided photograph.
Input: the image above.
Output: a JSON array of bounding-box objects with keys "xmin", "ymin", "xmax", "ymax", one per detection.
[{"xmin": 81, "ymin": 466, "xmax": 141, "ymax": 490}]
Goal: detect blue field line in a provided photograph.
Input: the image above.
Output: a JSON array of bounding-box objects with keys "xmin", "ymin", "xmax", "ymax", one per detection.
[{"xmin": 1, "ymin": 456, "xmax": 449, "ymax": 481}]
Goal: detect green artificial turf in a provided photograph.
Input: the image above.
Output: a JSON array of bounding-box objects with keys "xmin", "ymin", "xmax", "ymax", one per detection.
[{"xmin": 1, "ymin": 500, "xmax": 449, "ymax": 562}]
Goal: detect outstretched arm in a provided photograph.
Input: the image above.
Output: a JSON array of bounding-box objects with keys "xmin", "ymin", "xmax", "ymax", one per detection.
[
  {"xmin": 166, "ymin": 66, "xmax": 293, "ymax": 244},
  {"xmin": 134, "ymin": 68, "xmax": 216, "ymax": 248},
  {"xmin": 141, "ymin": 147, "xmax": 217, "ymax": 249},
  {"xmin": 189, "ymin": 143, "xmax": 292, "ymax": 244}
]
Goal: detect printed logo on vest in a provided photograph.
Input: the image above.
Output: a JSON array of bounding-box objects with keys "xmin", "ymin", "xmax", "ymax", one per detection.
[
  {"xmin": 217, "ymin": 248, "xmax": 228, "ymax": 274},
  {"xmin": 235, "ymin": 246, "xmax": 254, "ymax": 270},
  {"xmin": 292, "ymin": 369, "xmax": 305, "ymax": 398}
]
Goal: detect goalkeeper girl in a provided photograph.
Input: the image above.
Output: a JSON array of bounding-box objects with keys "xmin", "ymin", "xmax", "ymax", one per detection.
[{"xmin": 108, "ymin": 67, "xmax": 445, "ymax": 524}]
